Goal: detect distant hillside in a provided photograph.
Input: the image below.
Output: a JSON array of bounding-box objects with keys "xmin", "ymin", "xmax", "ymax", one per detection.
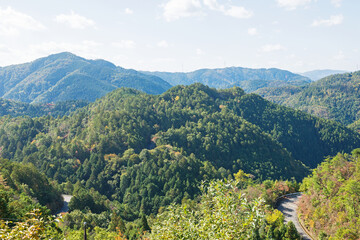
[
  {"xmin": 300, "ymin": 69, "xmax": 348, "ymax": 81},
  {"xmin": 0, "ymin": 52, "xmax": 171, "ymax": 103},
  {"xmin": 2, "ymin": 83, "xmax": 360, "ymax": 220},
  {"xmin": 143, "ymin": 67, "xmax": 311, "ymax": 92},
  {"xmin": 0, "ymin": 97, "xmax": 88, "ymax": 117},
  {"xmin": 256, "ymin": 71, "xmax": 360, "ymax": 127},
  {"xmin": 299, "ymin": 149, "xmax": 360, "ymax": 239}
]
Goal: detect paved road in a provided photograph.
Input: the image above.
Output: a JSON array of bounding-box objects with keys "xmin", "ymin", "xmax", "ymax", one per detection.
[
  {"xmin": 57, "ymin": 194, "xmax": 73, "ymax": 214},
  {"xmin": 276, "ymin": 193, "xmax": 312, "ymax": 240}
]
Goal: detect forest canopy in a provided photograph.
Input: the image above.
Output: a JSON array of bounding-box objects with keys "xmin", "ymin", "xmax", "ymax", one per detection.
[
  {"xmin": 1, "ymin": 83, "xmax": 359, "ymax": 218},
  {"xmin": 1, "ymin": 83, "xmax": 359, "ymax": 239}
]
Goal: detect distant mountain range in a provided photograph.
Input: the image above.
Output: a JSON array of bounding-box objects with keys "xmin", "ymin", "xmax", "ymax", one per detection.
[
  {"xmin": 300, "ymin": 69, "xmax": 348, "ymax": 81},
  {"xmin": 143, "ymin": 67, "xmax": 311, "ymax": 92},
  {"xmin": 1, "ymin": 52, "xmax": 349, "ymax": 106},
  {"xmin": 256, "ymin": 71, "xmax": 360, "ymax": 128},
  {"xmin": 0, "ymin": 52, "xmax": 171, "ymax": 103}
]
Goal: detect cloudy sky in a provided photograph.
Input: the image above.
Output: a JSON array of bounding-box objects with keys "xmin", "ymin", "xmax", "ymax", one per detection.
[{"xmin": 0, "ymin": 0, "xmax": 358, "ymax": 72}]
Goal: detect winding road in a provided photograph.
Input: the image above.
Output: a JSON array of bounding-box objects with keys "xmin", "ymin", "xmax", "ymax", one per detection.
[
  {"xmin": 276, "ymin": 193, "xmax": 312, "ymax": 240},
  {"xmin": 57, "ymin": 194, "xmax": 73, "ymax": 214}
]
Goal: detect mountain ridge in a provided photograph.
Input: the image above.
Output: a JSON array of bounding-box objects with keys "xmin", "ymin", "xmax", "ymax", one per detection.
[
  {"xmin": 256, "ymin": 71, "xmax": 360, "ymax": 127},
  {"xmin": 0, "ymin": 52, "xmax": 172, "ymax": 103},
  {"xmin": 143, "ymin": 66, "xmax": 311, "ymax": 92},
  {"xmin": 1, "ymin": 83, "xmax": 360, "ymax": 238}
]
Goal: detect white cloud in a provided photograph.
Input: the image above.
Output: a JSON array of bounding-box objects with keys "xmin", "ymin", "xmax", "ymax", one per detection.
[
  {"xmin": 0, "ymin": 7, "xmax": 45, "ymax": 36},
  {"xmin": 162, "ymin": 0, "xmax": 253, "ymax": 21},
  {"xmin": 157, "ymin": 40, "xmax": 169, "ymax": 48},
  {"xmin": 312, "ymin": 14, "xmax": 343, "ymax": 27},
  {"xmin": 162, "ymin": 0, "xmax": 203, "ymax": 21},
  {"xmin": 55, "ymin": 11, "xmax": 96, "ymax": 29},
  {"xmin": 112, "ymin": 40, "xmax": 136, "ymax": 49},
  {"xmin": 224, "ymin": 6, "xmax": 253, "ymax": 18},
  {"xmin": 248, "ymin": 27, "xmax": 258, "ymax": 36},
  {"xmin": 125, "ymin": 8, "xmax": 134, "ymax": 14},
  {"xmin": 260, "ymin": 44, "xmax": 285, "ymax": 52},
  {"xmin": 28, "ymin": 41, "xmax": 102, "ymax": 58},
  {"xmin": 331, "ymin": 0, "xmax": 343, "ymax": 7},
  {"xmin": 277, "ymin": 0, "xmax": 313, "ymax": 10},
  {"xmin": 203, "ymin": 0, "xmax": 252, "ymax": 18},
  {"xmin": 203, "ymin": 0, "xmax": 224, "ymax": 11},
  {"xmin": 0, "ymin": 40, "xmax": 103, "ymax": 66}
]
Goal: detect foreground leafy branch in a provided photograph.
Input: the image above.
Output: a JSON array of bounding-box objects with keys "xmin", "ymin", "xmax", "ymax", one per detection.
[{"xmin": 149, "ymin": 179, "xmax": 299, "ymax": 240}]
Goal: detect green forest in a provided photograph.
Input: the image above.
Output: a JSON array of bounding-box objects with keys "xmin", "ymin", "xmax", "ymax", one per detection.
[
  {"xmin": 299, "ymin": 149, "xmax": 360, "ymax": 239},
  {"xmin": 0, "ymin": 52, "xmax": 171, "ymax": 104},
  {"xmin": 143, "ymin": 66, "xmax": 310, "ymax": 91},
  {"xmin": 1, "ymin": 83, "xmax": 360, "ymax": 239},
  {"xmin": 0, "ymin": 98, "xmax": 88, "ymax": 118},
  {"xmin": 257, "ymin": 71, "xmax": 360, "ymax": 130}
]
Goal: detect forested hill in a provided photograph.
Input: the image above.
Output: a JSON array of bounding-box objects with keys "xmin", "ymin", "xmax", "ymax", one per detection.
[
  {"xmin": 0, "ymin": 52, "xmax": 171, "ymax": 103},
  {"xmin": 0, "ymin": 98, "xmax": 88, "ymax": 117},
  {"xmin": 299, "ymin": 149, "xmax": 360, "ymax": 239},
  {"xmin": 256, "ymin": 71, "xmax": 360, "ymax": 128},
  {"xmin": 143, "ymin": 67, "xmax": 311, "ymax": 92},
  {"xmin": 0, "ymin": 158, "xmax": 63, "ymax": 215},
  {"xmin": 1, "ymin": 83, "xmax": 359, "ymax": 217}
]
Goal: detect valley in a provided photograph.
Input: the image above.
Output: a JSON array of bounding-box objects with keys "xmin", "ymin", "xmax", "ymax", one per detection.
[
  {"xmin": 1, "ymin": 65, "xmax": 360, "ymax": 238},
  {"xmin": 1, "ymin": 0, "xmax": 358, "ymax": 238}
]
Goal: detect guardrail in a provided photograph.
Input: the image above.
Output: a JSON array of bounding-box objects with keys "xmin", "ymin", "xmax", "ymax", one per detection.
[
  {"xmin": 275, "ymin": 192, "xmax": 303, "ymax": 206},
  {"xmin": 297, "ymin": 214, "xmax": 315, "ymax": 240}
]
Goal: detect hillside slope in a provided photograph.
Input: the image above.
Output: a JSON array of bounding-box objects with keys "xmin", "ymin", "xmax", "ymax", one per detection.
[
  {"xmin": 1, "ymin": 84, "xmax": 359, "ymax": 215},
  {"xmin": 0, "ymin": 158, "xmax": 63, "ymax": 215},
  {"xmin": 0, "ymin": 98, "xmax": 88, "ymax": 117},
  {"xmin": 144, "ymin": 67, "xmax": 311, "ymax": 92},
  {"xmin": 256, "ymin": 71, "xmax": 360, "ymax": 127},
  {"xmin": 0, "ymin": 52, "xmax": 171, "ymax": 103},
  {"xmin": 299, "ymin": 149, "xmax": 360, "ymax": 239}
]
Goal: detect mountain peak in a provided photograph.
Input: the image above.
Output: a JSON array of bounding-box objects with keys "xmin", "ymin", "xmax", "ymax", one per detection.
[
  {"xmin": 43, "ymin": 52, "xmax": 84, "ymax": 61},
  {"xmin": 0, "ymin": 53, "xmax": 171, "ymax": 103}
]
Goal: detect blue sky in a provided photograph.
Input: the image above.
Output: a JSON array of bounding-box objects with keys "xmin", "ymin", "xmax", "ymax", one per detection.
[{"xmin": 0, "ymin": 0, "xmax": 358, "ymax": 72}]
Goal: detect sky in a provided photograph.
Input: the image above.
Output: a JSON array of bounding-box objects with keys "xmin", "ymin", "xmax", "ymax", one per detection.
[{"xmin": 0, "ymin": 0, "xmax": 359, "ymax": 73}]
